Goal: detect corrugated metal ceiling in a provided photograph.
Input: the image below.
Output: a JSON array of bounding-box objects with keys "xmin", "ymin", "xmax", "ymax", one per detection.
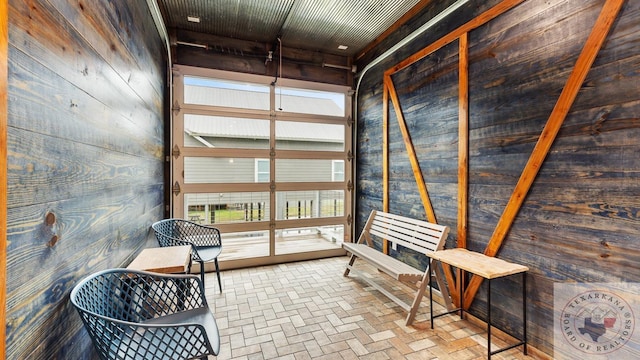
[{"xmin": 156, "ymin": 0, "xmax": 422, "ymax": 56}]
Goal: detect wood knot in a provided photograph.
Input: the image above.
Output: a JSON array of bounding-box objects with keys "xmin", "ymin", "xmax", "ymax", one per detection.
[
  {"xmin": 45, "ymin": 212, "xmax": 56, "ymax": 226},
  {"xmin": 47, "ymin": 235, "xmax": 59, "ymax": 247},
  {"xmin": 590, "ymin": 111, "xmax": 609, "ymax": 136}
]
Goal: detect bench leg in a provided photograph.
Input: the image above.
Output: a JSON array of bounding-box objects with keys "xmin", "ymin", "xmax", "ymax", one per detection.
[
  {"xmin": 343, "ymin": 254, "xmax": 357, "ymax": 277},
  {"xmin": 405, "ymin": 269, "xmax": 430, "ymax": 326}
]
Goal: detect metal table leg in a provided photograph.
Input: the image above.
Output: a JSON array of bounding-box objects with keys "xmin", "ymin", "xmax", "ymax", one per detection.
[
  {"xmin": 429, "ymin": 261, "xmax": 434, "ymax": 329},
  {"xmin": 460, "ymin": 269, "xmax": 465, "ymax": 319},
  {"xmin": 523, "ymin": 272, "xmax": 527, "ymax": 355},
  {"xmin": 487, "ymin": 278, "xmax": 492, "ymax": 359}
]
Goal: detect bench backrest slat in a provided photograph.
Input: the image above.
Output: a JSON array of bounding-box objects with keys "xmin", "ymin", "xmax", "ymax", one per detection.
[
  {"xmin": 370, "ymin": 226, "xmax": 440, "ymax": 254},
  {"xmin": 371, "ymin": 217, "xmax": 445, "ymax": 242},
  {"xmin": 367, "ymin": 211, "xmax": 448, "ymax": 254}
]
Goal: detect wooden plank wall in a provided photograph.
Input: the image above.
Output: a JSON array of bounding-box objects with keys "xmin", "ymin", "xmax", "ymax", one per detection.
[
  {"xmin": 0, "ymin": 0, "xmax": 8, "ymax": 358},
  {"xmin": 355, "ymin": 0, "xmax": 639, "ymax": 355},
  {"xmin": 6, "ymin": 0, "xmax": 166, "ymax": 358}
]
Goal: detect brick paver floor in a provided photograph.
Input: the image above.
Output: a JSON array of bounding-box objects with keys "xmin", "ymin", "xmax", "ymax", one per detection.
[{"xmin": 205, "ymin": 256, "xmax": 534, "ymax": 360}]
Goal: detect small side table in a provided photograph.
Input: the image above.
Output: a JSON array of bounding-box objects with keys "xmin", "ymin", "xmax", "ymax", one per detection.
[
  {"xmin": 127, "ymin": 245, "xmax": 192, "ymax": 274},
  {"xmin": 427, "ymin": 248, "xmax": 528, "ymax": 359}
]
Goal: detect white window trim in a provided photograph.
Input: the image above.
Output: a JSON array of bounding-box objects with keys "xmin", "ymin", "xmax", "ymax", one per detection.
[
  {"xmin": 332, "ymin": 160, "xmax": 345, "ymax": 182},
  {"xmin": 255, "ymin": 158, "xmax": 269, "ymax": 183}
]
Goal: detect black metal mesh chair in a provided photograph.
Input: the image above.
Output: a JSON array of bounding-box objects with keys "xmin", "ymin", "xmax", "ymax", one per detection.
[
  {"xmin": 152, "ymin": 219, "xmax": 223, "ymax": 293},
  {"xmin": 70, "ymin": 268, "xmax": 220, "ymax": 360}
]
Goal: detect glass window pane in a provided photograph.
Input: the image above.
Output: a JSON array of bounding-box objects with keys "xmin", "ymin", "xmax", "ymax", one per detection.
[
  {"xmin": 185, "ymin": 192, "xmax": 269, "ymax": 225},
  {"xmin": 332, "ymin": 160, "xmax": 345, "ymax": 181},
  {"xmin": 255, "ymin": 159, "xmax": 269, "ymax": 182},
  {"xmin": 256, "ymin": 160, "xmax": 269, "ymax": 172},
  {"xmin": 274, "ymin": 225, "xmax": 344, "ymax": 255},
  {"xmin": 218, "ymin": 230, "xmax": 270, "ymax": 260},
  {"xmin": 184, "ymin": 77, "xmax": 270, "ymax": 110},
  {"xmin": 275, "ymin": 190, "xmax": 344, "ymax": 220},
  {"xmin": 275, "ymin": 87, "xmax": 345, "ymax": 116},
  {"xmin": 275, "ymin": 121, "xmax": 344, "ymax": 151},
  {"xmin": 185, "ymin": 157, "xmax": 269, "ymax": 184},
  {"xmin": 184, "ymin": 114, "xmax": 270, "ymax": 149},
  {"xmin": 275, "ymin": 159, "xmax": 345, "ymax": 182}
]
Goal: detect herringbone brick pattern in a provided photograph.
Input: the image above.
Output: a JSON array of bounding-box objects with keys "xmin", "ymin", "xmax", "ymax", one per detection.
[{"xmin": 205, "ymin": 256, "xmax": 533, "ymax": 360}]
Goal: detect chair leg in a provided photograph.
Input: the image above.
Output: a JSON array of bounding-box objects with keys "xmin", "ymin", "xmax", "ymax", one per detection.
[
  {"xmin": 198, "ymin": 260, "xmax": 205, "ymax": 288},
  {"xmin": 215, "ymin": 258, "xmax": 222, "ymax": 293}
]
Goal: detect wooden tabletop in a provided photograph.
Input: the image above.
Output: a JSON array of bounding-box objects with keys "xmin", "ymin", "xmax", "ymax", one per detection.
[
  {"xmin": 127, "ymin": 245, "xmax": 192, "ymax": 274},
  {"xmin": 428, "ymin": 248, "xmax": 528, "ymax": 279}
]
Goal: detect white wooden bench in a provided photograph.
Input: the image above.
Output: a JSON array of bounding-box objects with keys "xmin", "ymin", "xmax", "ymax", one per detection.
[{"xmin": 343, "ymin": 210, "xmax": 451, "ymax": 325}]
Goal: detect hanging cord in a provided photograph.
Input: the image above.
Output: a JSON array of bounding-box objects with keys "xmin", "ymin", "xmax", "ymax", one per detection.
[
  {"xmin": 270, "ymin": 37, "xmax": 283, "ymax": 111},
  {"xmin": 278, "ymin": 38, "xmax": 283, "ymax": 111}
]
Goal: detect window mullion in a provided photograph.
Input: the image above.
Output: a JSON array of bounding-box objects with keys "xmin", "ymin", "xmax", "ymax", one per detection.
[{"xmin": 269, "ymin": 83, "xmax": 277, "ymax": 256}]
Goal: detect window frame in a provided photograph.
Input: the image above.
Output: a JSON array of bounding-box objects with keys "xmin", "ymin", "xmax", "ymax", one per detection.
[{"xmin": 171, "ymin": 65, "xmax": 353, "ymax": 267}]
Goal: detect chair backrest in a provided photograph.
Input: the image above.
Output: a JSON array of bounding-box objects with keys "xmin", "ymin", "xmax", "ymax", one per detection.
[
  {"xmin": 151, "ymin": 218, "xmax": 184, "ymax": 247},
  {"xmin": 152, "ymin": 218, "xmax": 222, "ymax": 248},
  {"xmin": 71, "ymin": 269, "xmax": 206, "ymax": 320},
  {"xmin": 70, "ymin": 269, "xmax": 215, "ymax": 360}
]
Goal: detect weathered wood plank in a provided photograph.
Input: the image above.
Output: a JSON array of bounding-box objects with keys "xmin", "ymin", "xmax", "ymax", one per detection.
[
  {"xmin": 465, "ymin": 0, "xmax": 627, "ymax": 310},
  {"xmin": 8, "ymin": 49, "xmax": 163, "ymax": 157},
  {"xmin": 8, "ymin": 5, "xmax": 163, "ymax": 133},
  {"xmin": 7, "ymin": 0, "xmax": 166, "ymax": 358},
  {"xmin": 458, "ymin": 33, "xmax": 469, "ymax": 250},
  {"xmin": 5, "ymin": 197, "xmax": 162, "ymax": 359},
  {"xmin": 502, "ymin": 233, "xmax": 640, "ymax": 284},
  {"xmin": 382, "ymin": 79, "xmax": 389, "ymax": 217},
  {"xmin": 7, "ymin": 128, "xmax": 163, "ymax": 207},
  {"xmin": 47, "ymin": 0, "xmax": 165, "ymax": 99},
  {"xmin": 462, "ymin": 1, "xmax": 609, "ymax": 132},
  {"xmin": 0, "ymin": 0, "xmax": 8, "ymax": 357},
  {"xmin": 453, "ymin": 33, "xmax": 471, "ymax": 307},
  {"xmin": 385, "ymin": 0, "xmax": 526, "ymax": 75},
  {"xmin": 464, "ymin": 0, "xmax": 638, "ymax": 135},
  {"xmin": 468, "ymin": 0, "xmax": 604, "ymax": 78},
  {"xmin": 390, "ymin": 41, "xmax": 460, "ymax": 98}
]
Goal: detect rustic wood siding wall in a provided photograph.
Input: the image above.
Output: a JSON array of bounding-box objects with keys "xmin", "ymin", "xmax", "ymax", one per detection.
[
  {"xmin": 356, "ymin": 0, "xmax": 639, "ymax": 355},
  {"xmin": 7, "ymin": 0, "xmax": 166, "ymax": 358}
]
